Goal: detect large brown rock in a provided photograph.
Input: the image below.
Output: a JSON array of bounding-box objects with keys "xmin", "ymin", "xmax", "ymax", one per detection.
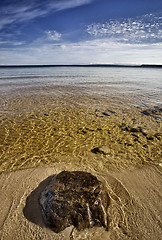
[{"xmin": 39, "ymin": 171, "xmax": 110, "ymax": 233}]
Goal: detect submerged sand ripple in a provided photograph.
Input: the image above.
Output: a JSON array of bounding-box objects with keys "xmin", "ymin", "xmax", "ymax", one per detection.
[
  {"xmin": 0, "ymin": 67, "xmax": 161, "ymax": 239},
  {"xmin": 0, "ymin": 102, "xmax": 161, "ymax": 173},
  {"xmin": 0, "ymin": 78, "xmax": 161, "ymax": 239}
]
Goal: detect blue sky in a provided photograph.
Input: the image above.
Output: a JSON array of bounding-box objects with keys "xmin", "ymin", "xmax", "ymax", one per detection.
[{"xmin": 0, "ymin": 0, "xmax": 162, "ymax": 65}]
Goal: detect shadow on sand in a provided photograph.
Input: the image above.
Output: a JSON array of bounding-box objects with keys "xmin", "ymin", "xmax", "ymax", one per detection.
[{"xmin": 23, "ymin": 174, "xmax": 55, "ymax": 228}]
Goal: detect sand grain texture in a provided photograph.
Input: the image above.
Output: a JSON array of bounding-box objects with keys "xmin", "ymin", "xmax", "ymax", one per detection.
[{"xmin": 0, "ymin": 164, "xmax": 161, "ymax": 240}]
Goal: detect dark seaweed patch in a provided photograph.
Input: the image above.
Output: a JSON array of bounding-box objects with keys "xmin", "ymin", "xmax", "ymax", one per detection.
[
  {"xmin": 141, "ymin": 107, "xmax": 162, "ymax": 119},
  {"xmin": 102, "ymin": 112, "xmax": 110, "ymax": 117}
]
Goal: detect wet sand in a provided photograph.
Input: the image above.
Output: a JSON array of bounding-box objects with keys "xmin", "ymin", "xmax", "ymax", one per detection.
[
  {"xmin": 0, "ymin": 164, "xmax": 161, "ymax": 240},
  {"xmin": 0, "ymin": 69, "xmax": 162, "ymax": 239},
  {"xmin": 0, "ymin": 91, "xmax": 161, "ymax": 173}
]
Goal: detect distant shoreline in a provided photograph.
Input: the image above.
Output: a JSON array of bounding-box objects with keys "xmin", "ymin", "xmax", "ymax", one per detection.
[{"xmin": 0, "ymin": 64, "xmax": 162, "ymax": 68}]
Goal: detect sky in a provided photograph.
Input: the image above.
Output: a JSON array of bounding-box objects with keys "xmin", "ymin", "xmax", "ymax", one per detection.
[{"xmin": 0, "ymin": 0, "xmax": 162, "ymax": 65}]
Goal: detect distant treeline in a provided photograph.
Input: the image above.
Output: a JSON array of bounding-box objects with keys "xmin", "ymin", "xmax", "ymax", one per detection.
[{"xmin": 0, "ymin": 64, "xmax": 162, "ymax": 68}]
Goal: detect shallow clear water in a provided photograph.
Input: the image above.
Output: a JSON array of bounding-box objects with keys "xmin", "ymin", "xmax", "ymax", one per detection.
[
  {"xmin": 0, "ymin": 67, "xmax": 161, "ymax": 173},
  {"xmin": 0, "ymin": 67, "xmax": 162, "ymax": 105}
]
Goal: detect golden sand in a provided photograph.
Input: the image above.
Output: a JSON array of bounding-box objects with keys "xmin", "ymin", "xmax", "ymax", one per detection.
[
  {"xmin": 0, "ymin": 84, "xmax": 161, "ymax": 239},
  {"xmin": 0, "ymin": 91, "xmax": 161, "ymax": 173},
  {"xmin": 0, "ymin": 164, "xmax": 161, "ymax": 240}
]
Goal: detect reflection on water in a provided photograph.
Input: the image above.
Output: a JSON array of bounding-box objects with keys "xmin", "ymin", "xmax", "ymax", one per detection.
[{"xmin": 0, "ymin": 67, "xmax": 161, "ymax": 173}]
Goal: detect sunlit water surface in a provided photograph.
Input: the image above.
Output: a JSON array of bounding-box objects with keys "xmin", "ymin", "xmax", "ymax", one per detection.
[
  {"xmin": 0, "ymin": 66, "xmax": 162, "ymax": 239},
  {"xmin": 0, "ymin": 67, "xmax": 161, "ymax": 173}
]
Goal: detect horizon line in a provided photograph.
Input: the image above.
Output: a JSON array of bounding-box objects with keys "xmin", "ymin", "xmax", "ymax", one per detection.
[{"xmin": 0, "ymin": 64, "xmax": 162, "ymax": 68}]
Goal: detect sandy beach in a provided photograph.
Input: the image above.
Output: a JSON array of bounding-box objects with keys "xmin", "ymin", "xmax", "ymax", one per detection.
[
  {"xmin": 0, "ymin": 164, "xmax": 161, "ymax": 240},
  {"xmin": 0, "ymin": 66, "xmax": 162, "ymax": 239},
  {"xmin": 0, "ymin": 0, "xmax": 162, "ymax": 235}
]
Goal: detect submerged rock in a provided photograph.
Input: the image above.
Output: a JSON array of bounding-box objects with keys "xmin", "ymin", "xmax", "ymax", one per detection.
[
  {"xmin": 91, "ymin": 146, "xmax": 111, "ymax": 155},
  {"xmin": 39, "ymin": 171, "xmax": 110, "ymax": 233},
  {"xmin": 141, "ymin": 107, "xmax": 162, "ymax": 119}
]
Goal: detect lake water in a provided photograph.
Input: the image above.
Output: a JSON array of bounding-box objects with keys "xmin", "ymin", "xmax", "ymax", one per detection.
[
  {"xmin": 0, "ymin": 67, "xmax": 161, "ymax": 173},
  {"xmin": 0, "ymin": 67, "xmax": 162, "ymax": 105}
]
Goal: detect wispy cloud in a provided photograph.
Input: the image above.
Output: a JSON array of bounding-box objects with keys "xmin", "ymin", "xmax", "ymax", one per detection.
[
  {"xmin": 1, "ymin": 37, "xmax": 162, "ymax": 65},
  {"xmin": 87, "ymin": 12, "xmax": 162, "ymax": 44},
  {"xmin": 48, "ymin": 0, "xmax": 94, "ymax": 11},
  {"xmin": 0, "ymin": 2, "xmax": 45, "ymax": 30},
  {"xmin": 0, "ymin": 40, "xmax": 24, "ymax": 46},
  {"xmin": 0, "ymin": 3, "xmax": 162, "ymax": 65},
  {"xmin": 0, "ymin": 0, "xmax": 94, "ymax": 30}
]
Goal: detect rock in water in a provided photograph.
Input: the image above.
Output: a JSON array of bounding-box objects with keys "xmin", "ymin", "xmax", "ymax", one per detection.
[{"xmin": 39, "ymin": 171, "xmax": 110, "ymax": 233}]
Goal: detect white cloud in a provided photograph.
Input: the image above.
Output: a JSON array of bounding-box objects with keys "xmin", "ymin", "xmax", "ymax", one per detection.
[
  {"xmin": 0, "ymin": 0, "xmax": 94, "ymax": 30},
  {"xmin": 49, "ymin": 0, "xmax": 93, "ymax": 11},
  {"xmin": 0, "ymin": 40, "xmax": 24, "ymax": 46},
  {"xmin": 86, "ymin": 12, "xmax": 162, "ymax": 44},
  {"xmin": 1, "ymin": 38, "xmax": 162, "ymax": 65},
  {"xmin": 46, "ymin": 30, "xmax": 62, "ymax": 41},
  {"xmin": 0, "ymin": 6, "xmax": 162, "ymax": 65}
]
